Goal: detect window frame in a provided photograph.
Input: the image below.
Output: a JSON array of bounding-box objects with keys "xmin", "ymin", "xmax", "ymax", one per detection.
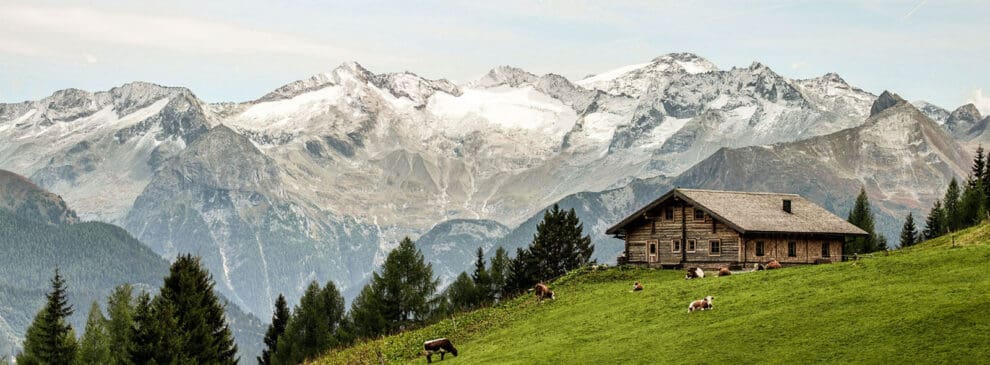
[
  {"xmin": 665, "ymin": 207, "xmax": 674, "ymax": 220},
  {"xmin": 694, "ymin": 208, "xmax": 705, "ymax": 221},
  {"xmin": 672, "ymin": 239, "xmax": 682, "ymax": 253},
  {"xmin": 756, "ymin": 241, "xmax": 765, "ymax": 257},
  {"xmin": 687, "ymin": 239, "xmax": 697, "ymax": 253},
  {"xmin": 787, "ymin": 241, "xmax": 797, "ymax": 257},
  {"xmin": 649, "ymin": 240, "xmax": 658, "ymax": 255},
  {"xmin": 821, "ymin": 242, "xmax": 831, "ymax": 258},
  {"xmin": 709, "ymin": 239, "xmax": 721, "ymax": 256}
]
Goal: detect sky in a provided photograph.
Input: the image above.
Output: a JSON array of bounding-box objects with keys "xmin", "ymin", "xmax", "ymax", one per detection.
[{"xmin": 1, "ymin": 0, "xmax": 988, "ymax": 113}]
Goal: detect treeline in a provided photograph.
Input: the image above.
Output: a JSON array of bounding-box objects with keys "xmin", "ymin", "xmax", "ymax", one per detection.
[
  {"xmin": 901, "ymin": 145, "xmax": 990, "ymax": 248},
  {"xmin": 258, "ymin": 204, "xmax": 594, "ymax": 365},
  {"xmin": 16, "ymin": 255, "xmax": 238, "ymax": 364}
]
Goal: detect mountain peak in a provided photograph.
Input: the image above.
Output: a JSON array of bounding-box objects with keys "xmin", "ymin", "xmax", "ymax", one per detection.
[
  {"xmin": 870, "ymin": 90, "xmax": 907, "ymax": 117},
  {"xmin": 821, "ymin": 72, "xmax": 847, "ymax": 84},
  {"xmin": 470, "ymin": 65, "xmax": 538, "ymax": 88},
  {"xmin": 650, "ymin": 52, "xmax": 718, "ymax": 74},
  {"xmin": 949, "ymin": 103, "xmax": 983, "ymax": 122},
  {"xmin": 0, "ymin": 169, "xmax": 79, "ymax": 225}
]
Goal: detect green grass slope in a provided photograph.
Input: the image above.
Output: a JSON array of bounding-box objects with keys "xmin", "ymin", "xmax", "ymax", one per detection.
[{"xmin": 320, "ymin": 224, "xmax": 990, "ymax": 364}]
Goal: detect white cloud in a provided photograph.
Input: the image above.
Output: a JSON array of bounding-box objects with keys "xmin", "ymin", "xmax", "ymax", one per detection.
[
  {"xmin": 969, "ymin": 89, "xmax": 990, "ymax": 116},
  {"xmin": 791, "ymin": 61, "xmax": 808, "ymax": 70},
  {"xmin": 0, "ymin": 4, "xmax": 362, "ymax": 59}
]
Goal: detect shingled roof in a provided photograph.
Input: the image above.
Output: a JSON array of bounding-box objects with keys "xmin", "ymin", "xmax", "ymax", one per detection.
[{"xmin": 606, "ymin": 188, "xmax": 868, "ymax": 236}]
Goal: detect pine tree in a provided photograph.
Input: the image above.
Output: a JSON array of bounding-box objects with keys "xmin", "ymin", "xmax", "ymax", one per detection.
[
  {"xmin": 78, "ymin": 302, "xmax": 111, "ymax": 364},
  {"xmin": 971, "ymin": 145, "xmax": 986, "ymax": 185},
  {"xmin": 349, "ymin": 237, "xmax": 438, "ymax": 338},
  {"xmin": 505, "ymin": 247, "xmax": 538, "ymax": 294},
  {"xmin": 520, "ymin": 205, "xmax": 595, "ymax": 284},
  {"xmin": 129, "ymin": 292, "xmax": 158, "ymax": 365},
  {"xmin": 944, "ymin": 178, "xmax": 962, "ymax": 232},
  {"xmin": 488, "ymin": 247, "xmax": 510, "ymax": 301},
  {"xmin": 20, "ymin": 269, "xmax": 79, "ymax": 365},
  {"xmin": 349, "ymin": 284, "xmax": 386, "ymax": 339},
  {"xmin": 259, "ymin": 294, "xmax": 290, "ymax": 365},
  {"xmin": 275, "ymin": 282, "xmax": 339, "ymax": 364},
  {"xmin": 960, "ymin": 177, "xmax": 987, "ymax": 227},
  {"xmin": 105, "ymin": 284, "xmax": 135, "ymax": 365},
  {"xmin": 158, "ymin": 254, "xmax": 238, "ymax": 364},
  {"xmin": 923, "ymin": 199, "xmax": 946, "ymax": 240},
  {"xmin": 445, "ymin": 272, "xmax": 477, "ymax": 312},
  {"xmin": 471, "ymin": 247, "xmax": 493, "ymax": 305},
  {"xmin": 847, "ymin": 187, "xmax": 882, "ymax": 253},
  {"xmin": 899, "ymin": 213, "xmax": 919, "ymax": 248}
]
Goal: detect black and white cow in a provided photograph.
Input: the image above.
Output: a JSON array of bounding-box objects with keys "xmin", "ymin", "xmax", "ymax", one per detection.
[
  {"xmin": 423, "ymin": 338, "xmax": 458, "ymax": 363},
  {"xmin": 685, "ymin": 267, "xmax": 705, "ymax": 280}
]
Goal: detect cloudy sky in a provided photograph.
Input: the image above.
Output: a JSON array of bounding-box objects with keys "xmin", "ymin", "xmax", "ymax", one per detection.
[{"xmin": 2, "ymin": 0, "xmax": 988, "ymax": 112}]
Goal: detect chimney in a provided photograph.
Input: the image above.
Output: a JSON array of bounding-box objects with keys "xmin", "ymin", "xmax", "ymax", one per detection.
[{"xmin": 782, "ymin": 199, "xmax": 792, "ymax": 213}]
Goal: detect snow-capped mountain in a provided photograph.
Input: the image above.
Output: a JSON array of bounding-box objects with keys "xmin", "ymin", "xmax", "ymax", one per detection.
[{"xmin": 2, "ymin": 53, "xmax": 932, "ymax": 318}]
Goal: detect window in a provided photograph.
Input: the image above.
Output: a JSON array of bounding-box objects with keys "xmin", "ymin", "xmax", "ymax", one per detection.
[
  {"xmin": 649, "ymin": 241, "xmax": 657, "ymax": 254},
  {"xmin": 788, "ymin": 242, "xmax": 797, "ymax": 257},
  {"xmin": 651, "ymin": 220, "xmax": 657, "ymax": 235},
  {"xmin": 694, "ymin": 209, "xmax": 705, "ymax": 221},
  {"xmin": 687, "ymin": 239, "xmax": 697, "ymax": 252},
  {"xmin": 672, "ymin": 240, "xmax": 681, "ymax": 253},
  {"xmin": 821, "ymin": 242, "xmax": 831, "ymax": 258},
  {"xmin": 756, "ymin": 241, "xmax": 765, "ymax": 256},
  {"xmin": 709, "ymin": 239, "xmax": 721, "ymax": 255},
  {"xmin": 665, "ymin": 207, "xmax": 674, "ymax": 220}
]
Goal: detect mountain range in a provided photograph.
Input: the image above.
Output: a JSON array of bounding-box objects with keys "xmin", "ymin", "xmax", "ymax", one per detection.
[{"xmin": 0, "ymin": 53, "xmax": 978, "ymax": 319}]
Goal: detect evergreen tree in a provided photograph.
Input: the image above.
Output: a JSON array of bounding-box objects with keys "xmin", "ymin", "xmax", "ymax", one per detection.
[
  {"xmin": 349, "ymin": 237, "xmax": 438, "ymax": 338},
  {"xmin": 445, "ymin": 272, "xmax": 477, "ymax": 312},
  {"xmin": 157, "ymin": 254, "xmax": 238, "ymax": 364},
  {"xmin": 846, "ymin": 188, "xmax": 883, "ymax": 253},
  {"xmin": 105, "ymin": 284, "xmax": 135, "ymax": 365},
  {"xmin": 923, "ymin": 199, "xmax": 947, "ymax": 240},
  {"xmin": 960, "ymin": 177, "xmax": 987, "ymax": 227},
  {"xmin": 129, "ymin": 292, "xmax": 157, "ymax": 365},
  {"xmin": 488, "ymin": 247, "xmax": 510, "ymax": 301},
  {"xmin": 78, "ymin": 302, "xmax": 111, "ymax": 364},
  {"xmin": 274, "ymin": 281, "xmax": 346, "ymax": 364},
  {"xmin": 899, "ymin": 212, "xmax": 919, "ymax": 248},
  {"xmin": 944, "ymin": 178, "xmax": 962, "ymax": 232},
  {"xmin": 971, "ymin": 145, "xmax": 986, "ymax": 185},
  {"xmin": 259, "ymin": 294, "xmax": 290, "ymax": 365},
  {"xmin": 471, "ymin": 247, "xmax": 493, "ymax": 305},
  {"xmin": 349, "ymin": 284, "xmax": 386, "ymax": 339},
  {"xmin": 129, "ymin": 292, "xmax": 186, "ymax": 365},
  {"xmin": 20, "ymin": 269, "xmax": 78, "ymax": 365},
  {"xmin": 510, "ymin": 205, "xmax": 595, "ymax": 288}
]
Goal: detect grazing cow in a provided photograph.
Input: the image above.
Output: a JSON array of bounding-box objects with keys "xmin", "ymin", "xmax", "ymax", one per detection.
[
  {"xmin": 534, "ymin": 283, "xmax": 555, "ymax": 301},
  {"xmin": 753, "ymin": 263, "xmax": 766, "ymax": 271},
  {"xmin": 633, "ymin": 281, "xmax": 644, "ymax": 291},
  {"xmin": 685, "ymin": 267, "xmax": 705, "ymax": 280},
  {"xmin": 718, "ymin": 267, "xmax": 731, "ymax": 277},
  {"xmin": 766, "ymin": 260, "xmax": 782, "ymax": 270},
  {"xmin": 423, "ymin": 338, "xmax": 458, "ymax": 363},
  {"xmin": 687, "ymin": 296, "xmax": 715, "ymax": 313}
]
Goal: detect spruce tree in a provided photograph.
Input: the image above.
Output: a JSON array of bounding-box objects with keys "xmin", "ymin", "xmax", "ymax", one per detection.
[
  {"xmin": 20, "ymin": 269, "xmax": 78, "ymax": 365},
  {"xmin": 505, "ymin": 247, "xmax": 538, "ymax": 294},
  {"xmin": 78, "ymin": 302, "xmax": 111, "ymax": 364},
  {"xmin": 899, "ymin": 213, "xmax": 918, "ymax": 248},
  {"xmin": 105, "ymin": 284, "xmax": 135, "ymax": 365},
  {"xmin": 488, "ymin": 247, "xmax": 510, "ymax": 300},
  {"xmin": 129, "ymin": 292, "xmax": 157, "ymax": 365},
  {"xmin": 349, "ymin": 237, "xmax": 438, "ymax": 338},
  {"xmin": 445, "ymin": 272, "xmax": 477, "ymax": 312},
  {"xmin": 847, "ymin": 187, "xmax": 882, "ymax": 253},
  {"xmin": 274, "ymin": 281, "xmax": 345, "ymax": 364},
  {"xmin": 158, "ymin": 254, "xmax": 238, "ymax": 364},
  {"xmin": 471, "ymin": 247, "xmax": 493, "ymax": 305},
  {"xmin": 944, "ymin": 178, "xmax": 962, "ymax": 232},
  {"xmin": 527, "ymin": 205, "xmax": 594, "ymax": 282},
  {"xmin": 960, "ymin": 177, "xmax": 987, "ymax": 227},
  {"xmin": 923, "ymin": 199, "xmax": 946, "ymax": 240},
  {"xmin": 259, "ymin": 294, "xmax": 290, "ymax": 365}
]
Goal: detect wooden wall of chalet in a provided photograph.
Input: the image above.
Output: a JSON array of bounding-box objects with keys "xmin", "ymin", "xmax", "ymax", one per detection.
[
  {"xmin": 740, "ymin": 237, "xmax": 843, "ymax": 265},
  {"xmin": 623, "ymin": 201, "xmax": 741, "ymax": 267}
]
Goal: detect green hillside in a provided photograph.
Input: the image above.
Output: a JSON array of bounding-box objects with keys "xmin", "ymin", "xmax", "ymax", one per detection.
[{"xmin": 319, "ymin": 224, "xmax": 990, "ymax": 364}]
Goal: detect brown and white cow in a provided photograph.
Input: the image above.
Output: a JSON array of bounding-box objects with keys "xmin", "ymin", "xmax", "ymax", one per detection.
[
  {"xmin": 718, "ymin": 267, "xmax": 731, "ymax": 277},
  {"xmin": 685, "ymin": 267, "xmax": 705, "ymax": 280},
  {"xmin": 766, "ymin": 260, "xmax": 782, "ymax": 270},
  {"xmin": 687, "ymin": 296, "xmax": 714, "ymax": 313},
  {"xmin": 534, "ymin": 283, "xmax": 555, "ymax": 301},
  {"xmin": 423, "ymin": 338, "xmax": 458, "ymax": 363},
  {"xmin": 632, "ymin": 281, "xmax": 644, "ymax": 291}
]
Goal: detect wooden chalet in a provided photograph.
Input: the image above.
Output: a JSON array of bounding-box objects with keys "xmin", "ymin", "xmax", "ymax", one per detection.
[{"xmin": 606, "ymin": 188, "xmax": 867, "ymax": 269}]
